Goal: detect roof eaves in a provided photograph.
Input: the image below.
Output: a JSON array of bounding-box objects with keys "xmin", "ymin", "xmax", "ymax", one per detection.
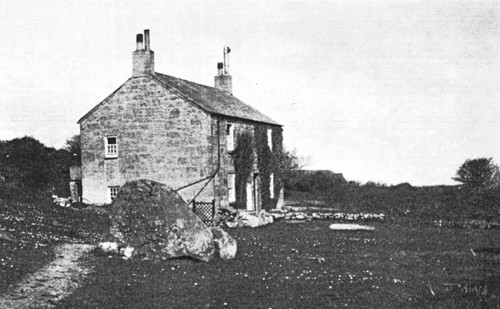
[{"xmin": 212, "ymin": 113, "xmax": 283, "ymax": 127}]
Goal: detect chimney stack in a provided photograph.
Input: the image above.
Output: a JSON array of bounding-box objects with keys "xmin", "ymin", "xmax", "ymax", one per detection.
[
  {"xmin": 214, "ymin": 47, "xmax": 232, "ymax": 94},
  {"xmin": 132, "ymin": 29, "xmax": 155, "ymax": 77}
]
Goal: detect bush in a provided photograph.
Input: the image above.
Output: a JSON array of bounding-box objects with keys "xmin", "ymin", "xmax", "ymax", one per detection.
[
  {"xmin": 286, "ymin": 170, "xmax": 345, "ymax": 195},
  {"xmin": 453, "ymin": 158, "xmax": 500, "ymax": 188},
  {"xmin": 0, "ymin": 136, "xmax": 72, "ymax": 200}
]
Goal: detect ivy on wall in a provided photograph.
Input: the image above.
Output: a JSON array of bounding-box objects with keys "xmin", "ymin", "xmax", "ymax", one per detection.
[
  {"xmin": 272, "ymin": 126, "xmax": 284, "ymax": 204},
  {"xmin": 254, "ymin": 126, "xmax": 272, "ymax": 210},
  {"xmin": 232, "ymin": 125, "xmax": 284, "ymax": 210},
  {"xmin": 233, "ymin": 130, "xmax": 254, "ymax": 208},
  {"xmin": 255, "ymin": 126, "xmax": 284, "ymax": 210}
]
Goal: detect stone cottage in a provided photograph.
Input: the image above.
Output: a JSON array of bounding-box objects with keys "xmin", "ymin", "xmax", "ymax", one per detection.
[{"xmin": 78, "ymin": 30, "xmax": 284, "ymax": 212}]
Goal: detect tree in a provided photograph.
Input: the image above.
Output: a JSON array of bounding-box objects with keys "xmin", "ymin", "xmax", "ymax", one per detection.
[
  {"xmin": 453, "ymin": 158, "xmax": 500, "ymax": 188},
  {"xmin": 275, "ymin": 148, "xmax": 306, "ymax": 190},
  {"xmin": 64, "ymin": 134, "xmax": 81, "ymax": 165}
]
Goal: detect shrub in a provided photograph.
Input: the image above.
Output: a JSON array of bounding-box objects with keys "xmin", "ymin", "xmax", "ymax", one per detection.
[
  {"xmin": 453, "ymin": 158, "xmax": 500, "ymax": 188},
  {"xmin": 0, "ymin": 136, "xmax": 72, "ymax": 200}
]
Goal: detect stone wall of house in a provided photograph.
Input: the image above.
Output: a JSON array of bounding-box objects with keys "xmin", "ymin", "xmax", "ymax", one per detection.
[{"xmin": 80, "ymin": 76, "xmax": 215, "ymax": 204}]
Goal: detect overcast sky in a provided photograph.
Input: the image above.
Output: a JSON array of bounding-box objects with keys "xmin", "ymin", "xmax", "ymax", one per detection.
[{"xmin": 1, "ymin": 0, "xmax": 498, "ymax": 186}]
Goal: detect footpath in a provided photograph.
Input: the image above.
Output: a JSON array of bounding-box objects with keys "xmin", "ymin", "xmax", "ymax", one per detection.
[{"xmin": 0, "ymin": 243, "xmax": 93, "ymax": 308}]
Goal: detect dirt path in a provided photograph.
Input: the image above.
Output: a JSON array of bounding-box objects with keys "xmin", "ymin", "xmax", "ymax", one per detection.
[{"xmin": 0, "ymin": 243, "xmax": 94, "ymax": 309}]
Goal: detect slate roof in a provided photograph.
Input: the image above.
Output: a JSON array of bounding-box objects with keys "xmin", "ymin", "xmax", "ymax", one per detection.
[
  {"xmin": 78, "ymin": 73, "xmax": 280, "ymax": 126},
  {"xmin": 154, "ymin": 73, "xmax": 279, "ymax": 125}
]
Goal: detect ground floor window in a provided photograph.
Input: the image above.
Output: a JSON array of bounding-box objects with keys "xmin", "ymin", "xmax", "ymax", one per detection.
[
  {"xmin": 228, "ymin": 173, "xmax": 236, "ymax": 204},
  {"xmin": 109, "ymin": 186, "xmax": 120, "ymax": 202},
  {"xmin": 270, "ymin": 173, "xmax": 275, "ymax": 199}
]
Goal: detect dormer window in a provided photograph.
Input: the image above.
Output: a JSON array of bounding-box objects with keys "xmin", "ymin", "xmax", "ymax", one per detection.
[
  {"xmin": 267, "ymin": 128, "xmax": 273, "ymax": 151},
  {"xmin": 226, "ymin": 124, "xmax": 235, "ymax": 152},
  {"xmin": 105, "ymin": 136, "xmax": 118, "ymax": 158}
]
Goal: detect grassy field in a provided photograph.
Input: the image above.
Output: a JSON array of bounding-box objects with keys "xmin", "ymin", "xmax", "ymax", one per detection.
[
  {"xmin": 1, "ymin": 187, "xmax": 500, "ymax": 308},
  {"xmin": 0, "ymin": 197, "xmax": 109, "ymax": 293},
  {"xmin": 56, "ymin": 221, "xmax": 499, "ymax": 308}
]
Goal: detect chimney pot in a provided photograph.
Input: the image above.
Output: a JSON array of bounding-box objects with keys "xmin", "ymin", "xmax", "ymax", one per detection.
[
  {"xmin": 217, "ymin": 62, "xmax": 223, "ymax": 75},
  {"xmin": 136, "ymin": 34, "xmax": 144, "ymax": 50},
  {"xmin": 144, "ymin": 29, "xmax": 150, "ymax": 50}
]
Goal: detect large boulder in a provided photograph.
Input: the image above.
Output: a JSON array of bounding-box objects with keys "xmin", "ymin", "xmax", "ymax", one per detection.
[{"xmin": 108, "ymin": 179, "xmax": 215, "ymax": 262}]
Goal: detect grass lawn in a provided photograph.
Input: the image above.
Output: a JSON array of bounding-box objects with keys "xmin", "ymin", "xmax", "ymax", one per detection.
[
  {"xmin": 56, "ymin": 220, "xmax": 500, "ymax": 308},
  {"xmin": 1, "ymin": 190, "xmax": 500, "ymax": 308}
]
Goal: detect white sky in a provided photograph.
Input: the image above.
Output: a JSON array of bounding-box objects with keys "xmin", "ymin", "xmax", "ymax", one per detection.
[{"xmin": 0, "ymin": 0, "xmax": 499, "ymax": 186}]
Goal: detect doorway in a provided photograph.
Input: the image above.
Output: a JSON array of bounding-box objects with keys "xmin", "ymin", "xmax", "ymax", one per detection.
[{"xmin": 246, "ymin": 173, "xmax": 260, "ymax": 211}]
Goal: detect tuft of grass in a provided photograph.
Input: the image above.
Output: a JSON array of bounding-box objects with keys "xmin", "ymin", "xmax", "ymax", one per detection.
[{"xmin": 460, "ymin": 281, "xmax": 489, "ymax": 299}]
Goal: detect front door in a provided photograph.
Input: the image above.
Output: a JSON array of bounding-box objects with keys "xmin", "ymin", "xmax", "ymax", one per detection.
[
  {"xmin": 253, "ymin": 173, "xmax": 261, "ymax": 212},
  {"xmin": 246, "ymin": 173, "xmax": 260, "ymax": 211},
  {"xmin": 246, "ymin": 180, "xmax": 253, "ymax": 211}
]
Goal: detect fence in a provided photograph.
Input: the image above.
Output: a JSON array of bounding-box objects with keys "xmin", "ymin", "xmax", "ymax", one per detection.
[{"xmin": 192, "ymin": 199, "xmax": 216, "ymax": 226}]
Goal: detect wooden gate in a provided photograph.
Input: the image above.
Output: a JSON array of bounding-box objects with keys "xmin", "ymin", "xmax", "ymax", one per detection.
[{"xmin": 192, "ymin": 199, "xmax": 216, "ymax": 226}]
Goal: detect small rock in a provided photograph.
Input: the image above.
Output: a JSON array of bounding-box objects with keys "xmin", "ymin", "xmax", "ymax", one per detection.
[
  {"xmin": 238, "ymin": 212, "xmax": 260, "ymax": 228},
  {"xmin": 328, "ymin": 223, "xmax": 375, "ymax": 231},
  {"xmin": 0, "ymin": 230, "xmax": 16, "ymax": 242},
  {"xmin": 258, "ymin": 211, "xmax": 274, "ymax": 226},
  {"xmin": 120, "ymin": 246, "xmax": 135, "ymax": 259},
  {"xmin": 98, "ymin": 242, "xmax": 119, "ymax": 253},
  {"xmin": 211, "ymin": 227, "xmax": 237, "ymax": 260},
  {"xmin": 225, "ymin": 221, "xmax": 239, "ymax": 228}
]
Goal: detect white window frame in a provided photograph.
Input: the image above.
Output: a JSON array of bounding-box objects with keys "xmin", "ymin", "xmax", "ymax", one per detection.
[
  {"xmin": 269, "ymin": 173, "xmax": 275, "ymax": 199},
  {"xmin": 226, "ymin": 124, "xmax": 235, "ymax": 152},
  {"xmin": 105, "ymin": 136, "xmax": 118, "ymax": 158},
  {"xmin": 228, "ymin": 173, "xmax": 236, "ymax": 204},
  {"xmin": 267, "ymin": 128, "xmax": 273, "ymax": 151},
  {"xmin": 109, "ymin": 186, "xmax": 120, "ymax": 203}
]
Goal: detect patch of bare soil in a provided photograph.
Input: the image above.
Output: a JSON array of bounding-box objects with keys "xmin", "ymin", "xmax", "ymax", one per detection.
[{"xmin": 0, "ymin": 243, "xmax": 93, "ymax": 308}]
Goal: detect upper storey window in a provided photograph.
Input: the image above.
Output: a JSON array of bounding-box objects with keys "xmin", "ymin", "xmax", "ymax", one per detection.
[
  {"xmin": 226, "ymin": 124, "xmax": 235, "ymax": 152},
  {"xmin": 267, "ymin": 128, "xmax": 273, "ymax": 151},
  {"xmin": 105, "ymin": 136, "xmax": 118, "ymax": 158}
]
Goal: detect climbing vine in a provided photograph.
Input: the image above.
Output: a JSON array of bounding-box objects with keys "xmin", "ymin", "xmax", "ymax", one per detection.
[
  {"xmin": 232, "ymin": 125, "xmax": 284, "ymax": 210},
  {"xmin": 255, "ymin": 125, "xmax": 284, "ymax": 210},
  {"xmin": 233, "ymin": 130, "xmax": 254, "ymax": 208}
]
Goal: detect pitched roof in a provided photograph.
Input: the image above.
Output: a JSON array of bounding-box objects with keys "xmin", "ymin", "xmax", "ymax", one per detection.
[
  {"xmin": 154, "ymin": 73, "xmax": 280, "ymax": 125},
  {"xmin": 78, "ymin": 73, "xmax": 281, "ymax": 126}
]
